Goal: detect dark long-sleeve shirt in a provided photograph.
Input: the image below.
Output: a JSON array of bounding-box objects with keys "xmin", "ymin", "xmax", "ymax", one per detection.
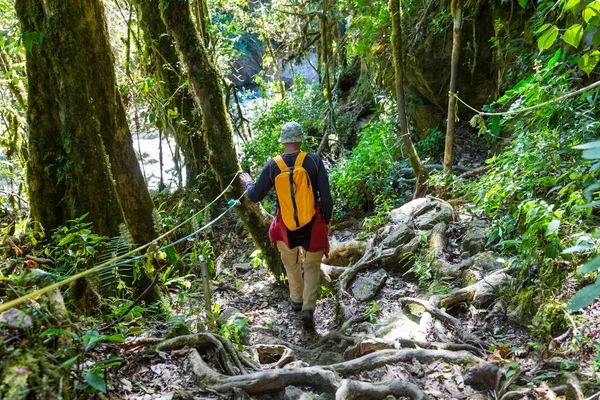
[{"xmin": 245, "ymin": 152, "xmax": 333, "ymax": 223}]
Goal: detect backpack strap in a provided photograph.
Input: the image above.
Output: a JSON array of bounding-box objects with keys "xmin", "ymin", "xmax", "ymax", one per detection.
[
  {"xmin": 294, "ymin": 152, "xmax": 308, "ymax": 168},
  {"xmin": 273, "ymin": 155, "xmax": 289, "ymax": 173}
]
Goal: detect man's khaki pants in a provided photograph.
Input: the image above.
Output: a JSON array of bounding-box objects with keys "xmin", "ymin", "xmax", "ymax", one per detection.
[{"xmin": 276, "ymin": 241, "xmax": 323, "ymax": 311}]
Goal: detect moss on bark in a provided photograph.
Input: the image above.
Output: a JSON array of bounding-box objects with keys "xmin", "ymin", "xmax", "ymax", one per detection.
[
  {"xmin": 133, "ymin": 0, "xmax": 217, "ymax": 193},
  {"xmin": 16, "ymin": 0, "xmax": 158, "ymax": 245},
  {"xmin": 160, "ymin": 0, "xmax": 282, "ymax": 277}
]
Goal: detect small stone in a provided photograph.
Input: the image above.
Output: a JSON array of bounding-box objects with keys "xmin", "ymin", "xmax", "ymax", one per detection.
[
  {"xmin": 351, "ymin": 269, "xmax": 388, "ymax": 301},
  {"xmin": 0, "ymin": 308, "xmax": 33, "ymax": 330},
  {"xmin": 233, "ymin": 263, "xmax": 252, "ymax": 273},
  {"xmin": 221, "ymin": 307, "xmax": 241, "ymax": 321},
  {"xmin": 463, "ymin": 363, "xmax": 501, "ymax": 391}
]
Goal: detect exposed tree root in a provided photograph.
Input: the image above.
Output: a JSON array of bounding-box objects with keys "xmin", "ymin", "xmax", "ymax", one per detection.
[
  {"xmin": 249, "ymin": 344, "xmax": 295, "ymax": 369},
  {"xmin": 500, "ymin": 384, "xmax": 566, "ymax": 400},
  {"xmin": 335, "ymin": 379, "xmax": 427, "ymax": 400},
  {"xmin": 155, "ymin": 333, "xmax": 259, "ymax": 375},
  {"xmin": 187, "ymin": 347, "xmax": 480, "ymax": 398},
  {"xmin": 397, "ymin": 297, "xmax": 483, "ymax": 346},
  {"xmin": 566, "ymin": 372, "xmax": 584, "ymax": 400},
  {"xmin": 430, "ymin": 268, "xmax": 510, "ymax": 309}
]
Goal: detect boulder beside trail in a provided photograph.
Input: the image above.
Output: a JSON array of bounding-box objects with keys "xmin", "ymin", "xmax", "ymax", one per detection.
[
  {"xmin": 351, "ymin": 269, "xmax": 388, "ymax": 301},
  {"xmin": 461, "ymin": 220, "xmax": 491, "ymax": 256},
  {"xmin": 0, "ymin": 308, "xmax": 33, "ymax": 330},
  {"xmin": 389, "ymin": 198, "xmax": 454, "ymax": 230}
]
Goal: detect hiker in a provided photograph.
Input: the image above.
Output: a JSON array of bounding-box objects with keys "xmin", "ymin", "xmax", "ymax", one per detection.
[{"xmin": 240, "ymin": 122, "xmax": 333, "ymax": 329}]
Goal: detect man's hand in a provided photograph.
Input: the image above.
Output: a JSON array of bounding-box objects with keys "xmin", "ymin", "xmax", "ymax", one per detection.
[
  {"xmin": 240, "ymin": 173, "xmax": 253, "ymax": 186},
  {"xmin": 326, "ymin": 223, "xmax": 331, "ymax": 235}
]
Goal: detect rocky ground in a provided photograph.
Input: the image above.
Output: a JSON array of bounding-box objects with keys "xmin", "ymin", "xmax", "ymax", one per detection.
[
  {"xmin": 3, "ymin": 197, "xmax": 600, "ymax": 399},
  {"xmin": 97, "ymin": 197, "xmax": 600, "ymax": 400}
]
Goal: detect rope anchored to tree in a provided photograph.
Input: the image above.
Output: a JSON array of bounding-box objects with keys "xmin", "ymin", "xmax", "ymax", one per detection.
[
  {"xmin": 449, "ymin": 79, "xmax": 600, "ymax": 117},
  {"xmin": 0, "ymin": 174, "xmax": 246, "ymax": 314}
]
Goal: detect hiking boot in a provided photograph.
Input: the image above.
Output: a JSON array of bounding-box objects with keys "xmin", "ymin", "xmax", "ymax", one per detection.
[
  {"xmin": 290, "ymin": 299, "xmax": 302, "ymax": 312},
  {"xmin": 302, "ymin": 309, "xmax": 315, "ymax": 330}
]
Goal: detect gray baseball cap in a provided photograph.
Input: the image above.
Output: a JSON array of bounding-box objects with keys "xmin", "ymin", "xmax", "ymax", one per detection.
[{"xmin": 279, "ymin": 122, "xmax": 305, "ymax": 143}]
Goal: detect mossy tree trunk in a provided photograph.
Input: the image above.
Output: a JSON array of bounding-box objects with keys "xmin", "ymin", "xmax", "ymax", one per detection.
[
  {"xmin": 16, "ymin": 0, "xmax": 158, "ymax": 245},
  {"xmin": 17, "ymin": 0, "xmax": 162, "ymax": 304},
  {"xmin": 160, "ymin": 0, "xmax": 283, "ymax": 278},
  {"xmin": 133, "ymin": 0, "xmax": 216, "ymax": 191},
  {"xmin": 443, "ymin": 0, "xmax": 463, "ymax": 175},
  {"xmin": 389, "ymin": 0, "xmax": 429, "ymax": 197}
]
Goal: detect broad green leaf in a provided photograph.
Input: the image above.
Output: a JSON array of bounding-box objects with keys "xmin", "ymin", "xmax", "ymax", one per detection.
[
  {"xmin": 578, "ymin": 51, "xmax": 600, "ymax": 76},
  {"xmin": 578, "ymin": 255, "xmax": 600, "ymax": 275},
  {"xmin": 582, "ymin": 7, "xmax": 600, "ymax": 23},
  {"xmin": 562, "ymin": 245, "xmax": 593, "ymax": 254},
  {"xmin": 57, "ymin": 233, "xmax": 75, "ymax": 246},
  {"xmin": 566, "ymin": 282, "xmax": 600, "ymax": 310},
  {"xmin": 546, "ymin": 219, "xmax": 560, "ymax": 236},
  {"xmin": 84, "ymin": 373, "xmax": 107, "ymax": 393},
  {"xmin": 40, "ymin": 329, "xmax": 79, "ymax": 339},
  {"xmin": 563, "ymin": 24, "xmax": 583, "ymax": 48},
  {"xmin": 60, "ymin": 356, "xmax": 79, "ymax": 369},
  {"xmin": 518, "ymin": 0, "xmax": 528, "ymax": 8},
  {"xmin": 565, "ymin": 0, "xmax": 584, "ymax": 14},
  {"xmin": 538, "ymin": 25, "xmax": 559, "ymax": 50},
  {"xmin": 573, "ymin": 141, "xmax": 600, "ymax": 150},
  {"xmin": 594, "ymin": 30, "xmax": 600, "ymax": 47},
  {"xmin": 582, "ymin": 147, "xmax": 600, "ymax": 159},
  {"xmin": 536, "ymin": 23, "xmax": 551, "ymax": 33},
  {"xmin": 492, "ymin": 116, "xmax": 501, "ymax": 136}
]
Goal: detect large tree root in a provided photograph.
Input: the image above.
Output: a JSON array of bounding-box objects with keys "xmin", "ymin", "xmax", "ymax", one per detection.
[
  {"xmin": 344, "ymin": 336, "xmax": 484, "ymax": 359},
  {"xmin": 187, "ymin": 347, "xmax": 480, "ymax": 398},
  {"xmin": 397, "ymin": 297, "xmax": 483, "ymax": 347},
  {"xmin": 155, "ymin": 333, "xmax": 259, "ymax": 375}
]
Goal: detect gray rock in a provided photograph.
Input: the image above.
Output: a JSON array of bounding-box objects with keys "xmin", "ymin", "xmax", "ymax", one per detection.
[
  {"xmin": 463, "ymin": 363, "xmax": 501, "ymax": 391},
  {"xmin": 221, "ymin": 307, "xmax": 241, "ymax": 321},
  {"xmin": 473, "ymin": 272, "xmax": 511, "ymax": 308},
  {"xmin": 414, "ymin": 202, "xmax": 454, "ymax": 230},
  {"xmin": 473, "ymin": 251, "xmax": 504, "ymax": 272},
  {"xmin": 351, "ymin": 269, "xmax": 388, "ymax": 301},
  {"xmin": 0, "ymin": 308, "xmax": 32, "ymax": 330},
  {"xmin": 389, "ymin": 198, "xmax": 430, "ymax": 224},
  {"xmin": 315, "ymin": 350, "xmax": 345, "ymax": 366},
  {"xmin": 435, "ymin": 258, "xmax": 472, "ymax": 278},
  {"xmin": 284, "ymin": 386, "xmax": 322, "ymax": 400},
  {"xmin": 233, "ymin": 263, "xmax": 252, "ymax": 273},
  {"xmin": 381, "ymin": 224, "xmax": 415, "ymax": 248},
  {"xmin": 461, "ymin": 222, "xmax": 490, "ymax": 256}
]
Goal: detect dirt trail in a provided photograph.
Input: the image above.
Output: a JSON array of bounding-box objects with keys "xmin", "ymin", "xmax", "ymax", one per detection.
[{"xmin": 109, "ymin": 198, "xmax": 599, "ymax": 400}]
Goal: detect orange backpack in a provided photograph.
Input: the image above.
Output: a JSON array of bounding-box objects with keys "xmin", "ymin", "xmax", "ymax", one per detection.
[{"xmin": 273, "ymin": 152, "xmax": 316, "ymax": 231}]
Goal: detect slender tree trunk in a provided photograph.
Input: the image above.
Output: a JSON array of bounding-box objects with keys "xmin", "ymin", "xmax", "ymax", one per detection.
[
  {"xmin": 389, "ymin": 0, "xmax": 429, "ymax": 197},
  {"xmin": 133, "ymin": 0, "xmax": 216, "ymax": 192},
  {"xmin": 0, "ymin": 46, "xmax": 27, "ymax": 110},
  {"xmin": 263, "ymin": 34, "xmax": 286, "ymax": 99},
  {"xmin": 443, "ymin": 0, "xmax": 463, "ymax": 175},
  {"xmin": 195, "ymin": 0, "xmax": 211, "ymax": 48},
  {"xmin": 160, "ymin": 0, "xmax": 283, "ymax": 278}
]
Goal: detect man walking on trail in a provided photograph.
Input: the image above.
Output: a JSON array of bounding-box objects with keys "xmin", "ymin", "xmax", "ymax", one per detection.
[{"xmin": 240, "ymin": 122, "xmax": 333, "ymax": 330}]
